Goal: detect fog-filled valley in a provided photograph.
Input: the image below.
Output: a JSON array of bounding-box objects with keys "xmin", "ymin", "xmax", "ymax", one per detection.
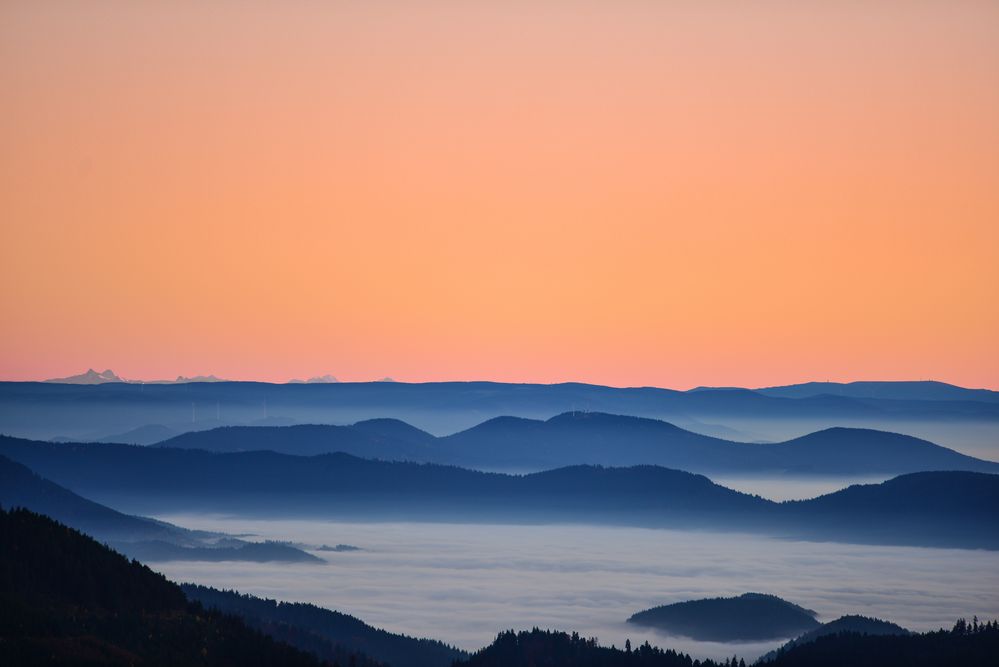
[
  {"xmin": 150, "ymin": 516, "xmax": 999, "ymax": 662},
  {"xmin": 2, "ymin": 379, "xmax": 998, "ymax": 665}
]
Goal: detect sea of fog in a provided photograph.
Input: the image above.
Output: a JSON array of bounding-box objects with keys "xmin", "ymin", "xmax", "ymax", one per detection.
[
  {"xmin": 706, "ymin": 475, "xmax": 892, "ymax": 501},
  {"xmin": 151, "ymin": 517, "xmax": 999, "ymax": 663}
]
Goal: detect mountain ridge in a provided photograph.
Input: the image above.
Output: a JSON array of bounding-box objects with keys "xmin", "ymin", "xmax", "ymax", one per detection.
[
  {"xmin": 1, "ymin": 435, "xmax": 995, "ymax": 550},
  {"xmin": 152, "ymin": 411, "xmax": 999, "ymax": 476},
  {"xmin": 0, "ymin": 453, "xmax": 321, "ymax": 563},
  {"xmin": 5, "ymin": 380, "xmax": 997, "ymax": 444},
  {"xmin": 627, "ymin": 593, "xmax": 820, "ymax": 641}
]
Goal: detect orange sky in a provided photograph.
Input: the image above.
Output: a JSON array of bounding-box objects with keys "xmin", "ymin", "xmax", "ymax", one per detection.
[{"xmin": 2, "ymin": 1, "xmax": 998, "ymax": 388}]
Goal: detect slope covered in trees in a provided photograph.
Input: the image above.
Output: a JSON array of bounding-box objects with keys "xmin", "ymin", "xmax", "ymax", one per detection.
[
  {"xmin": 161, "ymin": 420, "xmax": 435, "ymax": 458},
  {"xmin": 0, "ymin": 507, "xmax": 352, "ymax": 666},
  {"xmin": 759, "ymin": 615, "xmax": 909, "ymax": 661},
  {"xmin": 627, "ymin": 593, "xmax": 819, "ymax": 641},
  {"xmin": 760, "ymin": 618, "xmax": 999, "ymax": 666},
  {"xmin": 453, "ymin": 628, "xmax": 735, "ymax": 667},
  {"xmin": 183, "ymin": 584, "xmax": 465, "ymax": 667},
  {"xmin": 439, "ymin": 413, "xmax": 999, "ymax": 474}
]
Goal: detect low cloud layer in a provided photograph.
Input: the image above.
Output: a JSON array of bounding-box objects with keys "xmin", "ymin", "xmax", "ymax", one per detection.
[{"xmin": 152, "ymin": 517, "xmax": 999, "ymax": 662}]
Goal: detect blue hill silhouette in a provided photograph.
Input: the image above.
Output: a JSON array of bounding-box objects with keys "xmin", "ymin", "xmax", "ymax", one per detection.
[
  {"xmin": 3, "ymin": 380, "xmax": 997, "ymax": 443},
  {"xmin": 0, "ymin": 454, "xmax": 320, "ymax": 563},
  {"xmin": 152, "ymin": 411, "xmax": 999, "ymax": 476},
  {"xmin": 627, "ymin": 593, "xmax": 820, "ymax": 641},
  {"xmin": 1, "ymin": 435, "xmax": 996, "ymax": 549}
]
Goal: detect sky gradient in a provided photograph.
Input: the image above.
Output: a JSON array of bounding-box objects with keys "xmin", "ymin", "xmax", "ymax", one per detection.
[{"xmin": 2, "ymin": 1, "xmax": 998, "ymax": 388}]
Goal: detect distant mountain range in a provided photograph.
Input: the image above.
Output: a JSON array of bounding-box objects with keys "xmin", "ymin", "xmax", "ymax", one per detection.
[
  {"xmin": 39, "ymin": 374, "xmax": 998, "ymax": 400},
  {"xmin": 627, "ymin": 593, "xmax": 820, "ymax": 641},
  {"xmin": 757, "ymin": 380, "xmax": 999, "ymax": 403},
  {"xmin": 153, "ymin": 412, "xmax": 999, "ymax": 476},
  {"xmin": 288, "ymin": 374, "xmax": 339, "ymax": 384},
  {"xmin": 44, "ymin": 368, "xmax": 126, "ymax": 383},
  {"xmin": 0, "ymin": 454, "xmax": 320, "ymax": 563},
  {"xmin": 42, "ymin": 368, "xmax": 226, "ymax": 384},
  {"xmin": 1, "ymin": 436, "xmax": 996, "ymax": 549},
  {"xmin": 5, "ymin": 379, "xmax": 997, "ymax": 446}
]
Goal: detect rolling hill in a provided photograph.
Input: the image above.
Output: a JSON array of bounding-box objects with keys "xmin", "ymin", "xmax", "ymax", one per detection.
[
  {"xmin": 0, "ymin": 454, "xmax": 321, "ymax": 563},
  {"xmin": 626, "ymin": 593, "xmax": 820, "ymax": 641},
  {"xmin": 0, "ymin": 435, "xmax": 996, "ymax": 549},
  {"xmin": 160, "ymin": 420, "xmax": 435, "ymax": 458},
  {"xmin": 154, "ymin": 412, "xmax": 999, "ymax": 476},
  {"xmin": 3, "ymin": 380, "xmax": 997, "ymax": 444}
]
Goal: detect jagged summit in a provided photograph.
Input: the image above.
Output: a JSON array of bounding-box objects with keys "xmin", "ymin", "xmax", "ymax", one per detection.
[
  {"xmin": 43, "ymin": 370, "xmax": 226, "ymax": 384},
  {"xmin": 173, "ymin": 374, "xmax": 224, "ymax": 383},
  {"xmin": 289, "ymin": 374, "xmax": 339, "ymax": 384},
  {"xmin": 44, "ymin": 368, "xmax": 125, "ymax": 384}
]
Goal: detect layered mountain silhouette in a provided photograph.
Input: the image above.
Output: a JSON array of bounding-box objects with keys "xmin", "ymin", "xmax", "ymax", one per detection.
[
  {"xmin": 0, "ymin": 454, "xmax": 320, "ymax": 563},
  {"xmin": 1, "ymin": 435, "xmax": 996, "ymax": 549},
  {"xmin": 5, "ymin": 380, "xmax": 997, "ymax": 444},
  {"xmin": 757, "ymin": 380, "xmax": 999, "ymax": 403},
  {"xmin": 183, "ymin": 585, "xmax": 465, "ymax": 667},
  {"xmin": 152, "ymin": 412, "xmax": 999, "ymax": 476},
  {"xmin": 627, "ymin": 593, "xmax": 820, "ymax": 641}
]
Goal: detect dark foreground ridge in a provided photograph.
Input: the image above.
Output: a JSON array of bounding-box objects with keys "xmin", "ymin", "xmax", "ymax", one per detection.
[
  {"xmin": 758, "ymin": 617, "xmax": 999, "ymax": 666},
  {"xmin": 454, "ymin": 628, "xmax": 733, "ymax": 667},
  {"xmin": 0, "ymin": 507, "xmax": 343, "ymax": 666},
  {"xmin": 627, "ymin": 593, "xmax": 820, "ymax": 641},
  {"xmin": 453, "ymin": 622, "xmax": 999, "ymax": 667},
  {"xmin": 183, "ymin": 585, "xmax": 466, "ymax": 667}
]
